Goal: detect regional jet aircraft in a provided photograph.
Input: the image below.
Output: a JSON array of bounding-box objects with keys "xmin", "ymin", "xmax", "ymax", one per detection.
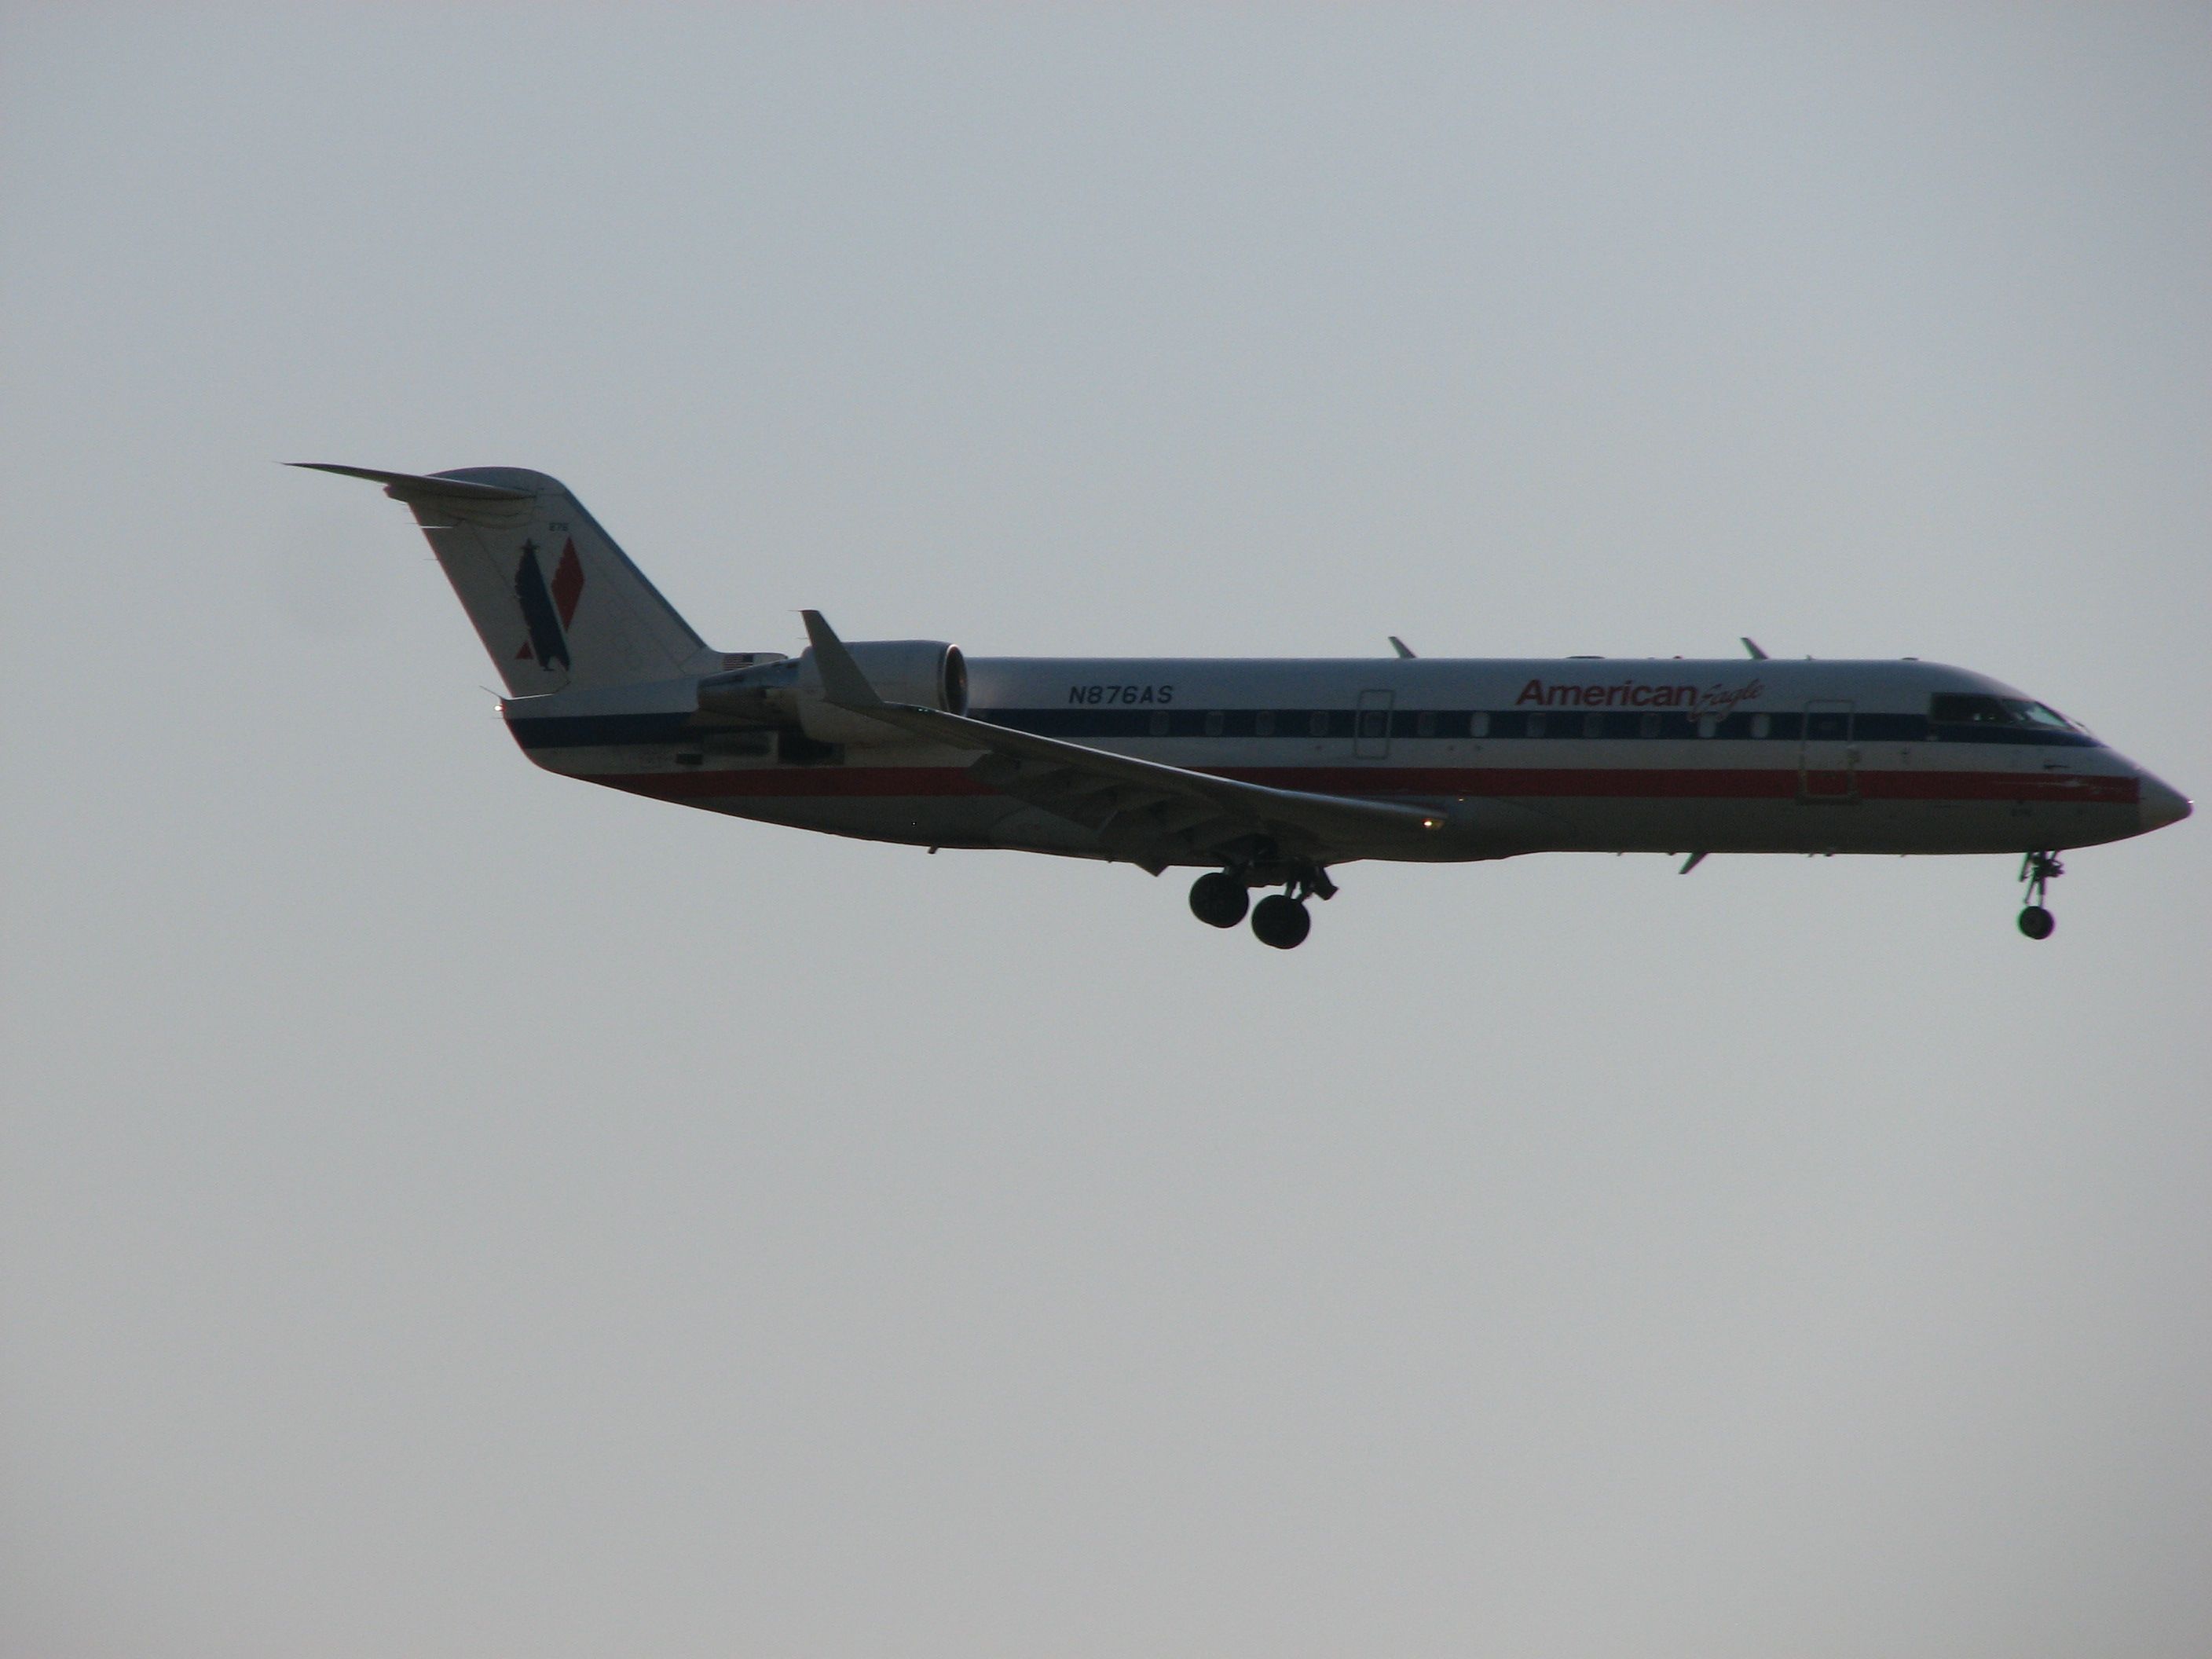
[{"xmin": 301, "ymin": 464, "xmax": 2191, "ymax": 947}]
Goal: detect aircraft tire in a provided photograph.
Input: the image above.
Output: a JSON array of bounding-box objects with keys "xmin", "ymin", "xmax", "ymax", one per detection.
[
  {"xmin": 2018, "ymin": 905, "xmax": 2056, "ymax": 940},
  {"xmin": 1251, "ymin": 893, "xmax": 1311, "ymax": 950},
  {"xmin": 1189, "ymin": 871, "xmax": 1250, "ymax": 928}
]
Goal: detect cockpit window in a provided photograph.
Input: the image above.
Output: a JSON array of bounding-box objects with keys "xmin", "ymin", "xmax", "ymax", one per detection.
[
  {"xmin": 1929, "ymin": 693, "xmax": 2086, "ymax": 734},
  {"xmin": 2002, "ymin": 698, "xmax": 2079, "ymax": 732},
  {"xmin": 1928, "ymin": 694, "xmax": 2012, "ymax": 724}
]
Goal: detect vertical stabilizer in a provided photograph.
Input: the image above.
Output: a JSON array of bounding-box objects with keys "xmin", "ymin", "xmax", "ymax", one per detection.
[{"xmin": 293, "ymin": 463, "xmax": 715, "ymax": 694}]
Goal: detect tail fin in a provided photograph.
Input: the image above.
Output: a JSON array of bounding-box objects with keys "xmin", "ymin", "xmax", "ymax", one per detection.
[{"xmin": 293, "ymin": 464, "xmax": 716, "ymax": 693}]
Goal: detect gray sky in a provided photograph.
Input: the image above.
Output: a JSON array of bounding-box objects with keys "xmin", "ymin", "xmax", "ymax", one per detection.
[{"xmin": 3, "ymin": 6, "xmax": 2207, "ymax": 1656}]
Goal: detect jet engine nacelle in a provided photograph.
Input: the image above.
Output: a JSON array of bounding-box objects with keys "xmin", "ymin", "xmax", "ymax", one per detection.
[{"xmin": 695, "ymin": 639, "xmax": 967, "ymax": 745}]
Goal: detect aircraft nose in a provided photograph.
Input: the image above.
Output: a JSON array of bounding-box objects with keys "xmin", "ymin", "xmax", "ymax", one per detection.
[{"xmin": 2139, "ymin": 771, "xmax": 2192, "ymax": 833}]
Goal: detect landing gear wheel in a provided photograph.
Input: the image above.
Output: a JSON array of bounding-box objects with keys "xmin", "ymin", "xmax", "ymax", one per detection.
[
  {"xmin": 1251, "ymin": 892, "xmax": 1311, "ymax": 950},
  {"xmin": 1189, "ymin": 871, "xmax": 1249, "ymax": 928},
  {"xmin": 2017, "ymin": 851, "xmax": 2064, "ymax": 940}
]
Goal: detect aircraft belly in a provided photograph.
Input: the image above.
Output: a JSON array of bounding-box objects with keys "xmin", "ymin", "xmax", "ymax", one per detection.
[
  {"xmin": 698, "ymin": 782, "xmax": 2133, "ymax": 859},
  {"xmin": 712, "ymin": 795, "xmax": 1104, "ymax": 854},
  {"xmin": 540, "ymin": 745, "xmax": 2143, "ymax": 860},
  {"xmin": 1517, "ymin": 795, "xmax": 2141, "ymax": 855}
]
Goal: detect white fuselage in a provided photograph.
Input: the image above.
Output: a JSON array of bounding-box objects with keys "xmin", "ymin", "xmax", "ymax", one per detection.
[{"xmin": 505, "ymin": 655, "xmax": 2176, "ymax": 866}]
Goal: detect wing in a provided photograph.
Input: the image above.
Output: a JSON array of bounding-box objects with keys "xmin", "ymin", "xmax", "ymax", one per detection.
[{"xmin": 801, "ymin": 611, "xmax": 1446, "ymax": 870}]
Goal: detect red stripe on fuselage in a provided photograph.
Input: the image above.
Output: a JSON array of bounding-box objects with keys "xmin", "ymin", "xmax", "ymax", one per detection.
[{"xmin": 575, "ymin": 764, "xmax": 2139, "ymax": 807}]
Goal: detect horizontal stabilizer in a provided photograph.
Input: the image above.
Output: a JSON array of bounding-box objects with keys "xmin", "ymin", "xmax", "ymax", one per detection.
[{"xmin": 287, "ymin": 463, "xmax": 534, "ymax": 503}]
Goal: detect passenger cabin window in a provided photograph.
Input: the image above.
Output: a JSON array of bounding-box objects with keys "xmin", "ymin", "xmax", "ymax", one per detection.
[
  {"xmin": 1415, "ymin": 711, "xmax": 1437, "ymax": 738},
  {"xmin": 1255, "ymin": 710, "xmax": 1274, "ymax": 737},
  {"xmin": 1526, "ymin": 712, "xmax": 1547, "ymax": 738},
  {"xmin": 1148, "ymin": 710, "xmax": 1170, "ymax": 737},
  {"xmin": 1697, "ymin": 715, "xmax": 1719, "ymax": 738},
  {"xmin": 1639, "ymin": 712, "xmax": 1661, "ymax": 738},
  {"xmin": 1469, "ymin": 712, "xmax": 1489, "ymax": 738},
  {"xmin": 1750, "ymin": 713, "xmax": 1771, "ymax": 738},
  {"xmin": 1309, "ymin": 711, "xmax": 1329, "ymax": 738},
  {"xmin": 1583, "ymin": 712, "xmax": 1604, "ymax": 738},
  {"xmin": 1203, "ymin": 710, "xmax": 1225, "ymax": 737}
]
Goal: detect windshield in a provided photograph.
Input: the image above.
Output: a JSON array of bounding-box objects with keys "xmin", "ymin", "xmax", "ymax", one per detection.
[
  {"xmin": 1928, "ymin": 693, "xmax": 2087, "ymax": 734},
  {"xmin": 2001, "ymin": 698, "xmax": 2081, "ymax": 732}
]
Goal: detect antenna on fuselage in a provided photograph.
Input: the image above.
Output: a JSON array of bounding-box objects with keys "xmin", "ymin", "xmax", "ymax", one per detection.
[{"xmin": 1740, "ymin": 636, "xmax": 1769, "ymax": 660}]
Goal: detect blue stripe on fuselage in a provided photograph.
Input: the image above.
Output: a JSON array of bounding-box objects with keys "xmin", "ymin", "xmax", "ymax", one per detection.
[{"xmin": 505, "ymin": 706, "xmax": 2103, "ymax": 752}]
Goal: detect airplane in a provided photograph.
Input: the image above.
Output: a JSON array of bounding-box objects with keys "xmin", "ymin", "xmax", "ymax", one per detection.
[{"xmin": 298, "ymin": 463, "xmax": 2192, "ymax": 948}]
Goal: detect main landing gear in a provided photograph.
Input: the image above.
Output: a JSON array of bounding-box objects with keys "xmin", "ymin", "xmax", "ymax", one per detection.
[
  {"xmin": 2018, "ymin": 850, "xmax": 2063, "ymax": 940},
  {"xmin": 1188, "ymin": 866, "xmax": 1335, "ymax": 950},
  {"xmin": 1188, "ymin": 871, "xmax": 1249, "ymax": 928},
  {"xmin": 1251, "ymin": 893, "xmax": 1311, "ymax": 950}
]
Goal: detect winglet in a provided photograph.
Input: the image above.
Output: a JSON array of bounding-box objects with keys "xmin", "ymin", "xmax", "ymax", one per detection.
[
  {"xmin": 800, "ymin": 610, "xmax": 885, "ymax": 709},
  {"xmin": 1740, "ymin": 636, "xmax": 1769, "ymax": 660},
  {"xmin": 1389, "ymin": 635, "xmax": 1416, "ymax": 659}
]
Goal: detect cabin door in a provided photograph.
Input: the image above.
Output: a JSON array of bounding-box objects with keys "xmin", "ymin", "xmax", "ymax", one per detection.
[
  {"xmin": 1356, "ymin": 690, "xmax": 1394, "ymax": 759},
  {"xmin": 1800, "ymin": 700, "xmax": 1859, "ymax": 801}
]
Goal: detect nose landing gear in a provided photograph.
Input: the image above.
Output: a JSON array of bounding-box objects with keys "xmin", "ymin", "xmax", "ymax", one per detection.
[{"xmin": 2018, "ymin": 850, "xmax": 2063, "ymax": 939}]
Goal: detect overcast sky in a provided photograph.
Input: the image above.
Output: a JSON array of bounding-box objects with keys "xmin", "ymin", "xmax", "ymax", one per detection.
[{"xmin": 4, "ymin": 7, "xmax": 2208, "ymax": 1657}]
